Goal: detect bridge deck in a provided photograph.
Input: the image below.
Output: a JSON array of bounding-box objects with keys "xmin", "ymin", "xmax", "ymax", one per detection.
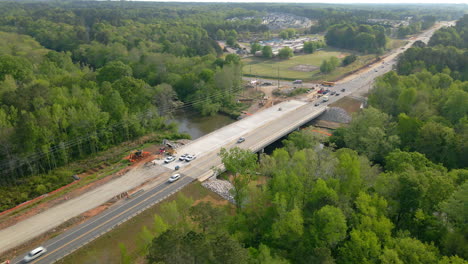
[{"xmin": 156, "ymin": 100, "xmax": 326, "ymax": 180}]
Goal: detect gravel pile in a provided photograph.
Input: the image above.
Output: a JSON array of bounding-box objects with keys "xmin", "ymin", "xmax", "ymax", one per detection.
[
  {"xmin": 202, "ymin": 179, "xmax": 235, "ymax": 204},
  {"xmin": 318, "ymin": 107, "xmax": 352, "ymax": 124}
]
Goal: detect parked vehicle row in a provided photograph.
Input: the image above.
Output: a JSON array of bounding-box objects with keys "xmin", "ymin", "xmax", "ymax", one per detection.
[{"xmin": 164, "ymin": 153, "xmax": 197, "ymax": 164}]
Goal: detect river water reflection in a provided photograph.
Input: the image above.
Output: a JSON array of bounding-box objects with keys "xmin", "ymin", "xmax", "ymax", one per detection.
[{"xmin": 171, "ymin": 110, "xmax": 236, "ymax": 139}]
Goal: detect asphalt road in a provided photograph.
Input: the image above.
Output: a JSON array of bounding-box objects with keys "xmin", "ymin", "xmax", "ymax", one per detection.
[
  {"xmin": 11, "ymin": 175, "xmax": 194, "ymax": 264},
  {"xmin": 8, "ymin": 21, "xmax": 452, "ymax": 264},
  {"xmin": 243, "ymin": 21, "xmax": 453, "ymax": 98}
]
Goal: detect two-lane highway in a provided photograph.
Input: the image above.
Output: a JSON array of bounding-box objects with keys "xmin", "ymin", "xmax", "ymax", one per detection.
[{"xmin": 10, "ymin": 175, "xmax": 193, "ymax": 264}]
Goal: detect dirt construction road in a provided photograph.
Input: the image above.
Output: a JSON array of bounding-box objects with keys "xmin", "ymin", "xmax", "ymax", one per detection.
[{"xmin": 0, "ymin": 164, "xmax": 172, "ymax": 255}]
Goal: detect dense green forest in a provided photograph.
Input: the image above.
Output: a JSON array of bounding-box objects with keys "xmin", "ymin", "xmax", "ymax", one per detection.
[
  {"xmin": 397, "ymin": 15, "xmax": 468, "ymax": 81},
  {"xmin": 136, "ymin": 15, "xmax": 468, "ymax": 264},
  {"xmin": 0, "ymin": 5, "xmax": 466, "ymax": 254},
  {"xmin": 141, "ymin": 132, "xmax": 467, "ymax": 263},
  {"xmin": 1, "ymin": 1, "xmax": 456, "ymax": 212},
  {"xmin": 325, "ymin": 24, "xmax": 387, "ymax": 53},
  {"xmin": 335, "ymin": 15, "xmax": 468, "ymax": 169},
  {"xmin": 0, "ymin": 1, "xmax": 248, "ymax": 211}
]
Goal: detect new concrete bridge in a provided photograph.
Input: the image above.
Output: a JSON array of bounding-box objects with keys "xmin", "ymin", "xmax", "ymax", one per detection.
[{"xmin": 157, "ymin": 100, "xmax": 327, "ymax": 181}]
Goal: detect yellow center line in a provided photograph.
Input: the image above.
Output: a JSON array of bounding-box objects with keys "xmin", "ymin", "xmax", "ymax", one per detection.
[{"xmin": 30, "ymin": 178, "xmax": 186, "ymax": 264}]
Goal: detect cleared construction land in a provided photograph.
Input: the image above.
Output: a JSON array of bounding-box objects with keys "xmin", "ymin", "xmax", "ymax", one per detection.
[{"xmin": 243, "ymin": 48, "xmax": 375, "ymax": 81}]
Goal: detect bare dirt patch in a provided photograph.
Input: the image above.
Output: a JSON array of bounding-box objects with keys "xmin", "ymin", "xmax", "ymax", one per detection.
[
  {"xmin": 314, "ymin": 120, "xmax": 346, "ymax": 130},
  {"xmin": 337, "ymin": 53, "xmax": 347, "ymax": 59},
  {"xmin": 289, "ymin": 64, "xmax": 319, "ymax": 72},
  {"xmin": 82, "ymin": 204, "xmax": 110, "ymax": 218},
  {"xmin": 329, "ymin": 96, "xmax": 363, "ymax": 115},
  {"xmin": 193, "ymin": 195, "xmax": 229, "ymax": 207}
]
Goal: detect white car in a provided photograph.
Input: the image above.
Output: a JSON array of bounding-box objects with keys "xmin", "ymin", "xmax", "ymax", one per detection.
[
  {"xmin": 185, "ymin": 155, "xmax": 196, "ymax": 162},
  {"xmin": 164, "ymin": 156, "xmax": 175, "ymax": 163},
  {"xmin": 179, "ymin": 154, "xmax": 189, "ymax": 161},
  {"xmin": 23, "ymin": 246, "xmax": 47, "ymax": 262},
  {"xmin": 168, "ymin": 174, "xmax": 181, "ymax": 183},
  {"xmin": 237, "ymin": 137, "xmax": 245, "ymax": 143}
]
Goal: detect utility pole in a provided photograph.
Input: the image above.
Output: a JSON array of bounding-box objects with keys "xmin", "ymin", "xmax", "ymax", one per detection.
[
  {"xmin": 255, "ymin": 73, "xmax": 258, "ymax": 92},
  {"xmin": 277, "ymin": 66, "xmax": 280, "ymax": 89}
]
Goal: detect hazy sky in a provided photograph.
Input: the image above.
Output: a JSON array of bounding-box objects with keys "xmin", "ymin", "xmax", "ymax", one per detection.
[{"xmin": 139, "ymin": 0, "xmax": 467, "ymax": 3}]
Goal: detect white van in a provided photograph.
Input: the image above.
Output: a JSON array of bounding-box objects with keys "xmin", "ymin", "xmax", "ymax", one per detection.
[
  {"xmin": 322, "ymin": 95, "xmax": 329, "ymax": 102},
  {"xmin": 23, "ymin": 246, "xmax": 47, "ymax": 262}
]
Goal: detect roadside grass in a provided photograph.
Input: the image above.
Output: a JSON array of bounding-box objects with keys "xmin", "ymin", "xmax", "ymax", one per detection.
[
  {"xmin": 56, "ymin": 181, "xmax": 227, "ymax": 264},
  {"xmin": 243, "ymin": 48, "xmax": 375, "ymax": 81},
  {"xmin": 243, "ymin": 48, "xmax": 345, "ymax": 80}
]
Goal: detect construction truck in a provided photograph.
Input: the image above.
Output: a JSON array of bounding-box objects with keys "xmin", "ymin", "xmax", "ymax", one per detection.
[
  {"xmin": 322, "ymin": 81, "xmax": 335, "ymax": 87},
  {"xmin": 159, "ymin": 146, "xmax": 176, "ymax": 156}
]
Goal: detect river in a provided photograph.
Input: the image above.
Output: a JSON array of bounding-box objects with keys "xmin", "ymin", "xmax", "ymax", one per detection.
[{"xmin": 171, "ymin": 110, "xmax": 236, "ymax": 139}]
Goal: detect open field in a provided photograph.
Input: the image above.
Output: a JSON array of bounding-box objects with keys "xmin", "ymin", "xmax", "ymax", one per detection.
[
  {"xmin": 57, "ymin": 182, "xmax": 228, "ymax": 264},
  {"xmin": 243, "ymin": 48, "xmax": 375, "ymax": 81}
]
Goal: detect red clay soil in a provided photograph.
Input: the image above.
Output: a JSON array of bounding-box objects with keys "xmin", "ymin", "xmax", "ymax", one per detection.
[
  {"xmin": 0, "ymin": 152, "xmax": 162, "ymax": 262},
  {"xmin": 82, "ymin": 203, "xmax": 112, "ymax": 218},
  {"xmin": 0, "ymin": 154, "xmax": 156, "ymax": 230}
]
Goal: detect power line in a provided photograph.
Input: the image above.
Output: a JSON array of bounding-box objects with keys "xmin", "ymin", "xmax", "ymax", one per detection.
[{"xmin": 0, "ymin": 84, "xmax": 246, "ymax": 174}]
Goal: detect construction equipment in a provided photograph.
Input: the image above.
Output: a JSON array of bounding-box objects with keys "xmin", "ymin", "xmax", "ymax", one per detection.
[
  {"xmin": 130, "ymin": 150, "xmax": 142, "ymax": 159},
  {"xmin": 322, "ymin": 81, "xmax": 335, "ymax": 87},
  {"xmin": 159, "ymin": 147, "xmax": 166, "ymax": 154},
  {"xmin": 127, "ymin": 150, "xmax": 150, "ymax": 162}
]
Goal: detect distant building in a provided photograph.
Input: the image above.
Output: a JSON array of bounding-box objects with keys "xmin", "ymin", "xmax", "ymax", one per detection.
[{"xmin": 256, "ymin": 36, "xmax": 317, "ymax": 57}]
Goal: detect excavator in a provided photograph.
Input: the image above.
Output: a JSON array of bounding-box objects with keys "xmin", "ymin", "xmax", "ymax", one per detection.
[{"xmin": 128, "ymin": 150, "xmax": 150, "ymax": 162}]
